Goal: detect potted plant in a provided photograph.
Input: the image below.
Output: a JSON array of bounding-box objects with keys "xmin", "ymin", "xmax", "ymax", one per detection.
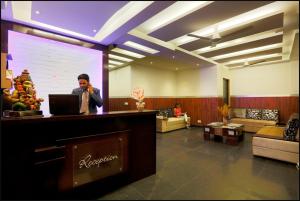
[
  {"xmin": 130, "ymin": 87, "xmax": 145, "ymax": 112},
  {"xmin": 218, "ymin": 104, "xmax": 230, "ymax": 125}
]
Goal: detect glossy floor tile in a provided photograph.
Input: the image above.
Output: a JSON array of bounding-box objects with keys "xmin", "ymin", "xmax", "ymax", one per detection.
[{"xmin": 98, "ymin": 127, "xmax": 299, "ymax": 200}]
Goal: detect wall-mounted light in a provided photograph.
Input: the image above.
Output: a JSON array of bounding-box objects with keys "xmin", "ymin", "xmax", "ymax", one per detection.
[{"xmin": 29, "ymin": 29, "xmax": 82, "ymax": 45}]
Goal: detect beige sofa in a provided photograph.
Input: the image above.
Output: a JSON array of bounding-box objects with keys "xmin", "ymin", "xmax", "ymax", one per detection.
[
  {"xmin": 156, "ymin": 116, "xmax": 190, "ymax": 133},
  {"xmin": 252, "ymin": 113, "xmax": 299, "ymax": 164},
  {"xmin": 230, "ymin": 108, "xmax": 277, "ymax": 132}
]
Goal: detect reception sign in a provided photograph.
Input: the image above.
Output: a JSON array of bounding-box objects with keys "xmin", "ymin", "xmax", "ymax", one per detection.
[{"xmin": 72, "ymin": 131, "xmax": 129, "ymax": 187}]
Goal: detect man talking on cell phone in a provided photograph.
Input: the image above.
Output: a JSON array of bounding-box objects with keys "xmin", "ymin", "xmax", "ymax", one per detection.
[{"xmin": 72, "ymin": 73, "xmax": 103, "ymax": 114}]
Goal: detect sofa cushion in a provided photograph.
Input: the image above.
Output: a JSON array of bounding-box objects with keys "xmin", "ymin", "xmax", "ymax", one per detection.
[
  {"xmin": 231, "ymin": 118, "xmax": 276, "ymax": 126},
  {"xmin": 158, "ymin": 108, "xmax": 174, "ymax": 118},
  {"xmin": 284, "ymin": 113, "xmax": 299, "ymax": 141},
  {"xmin": 262, "ymin": 109, "xmax": 279, "ymax": 122},
  {"xmin": 230, "ymin": 108, "xmax": 246, "ymax": 118},
  {"xmin": 256, "ymin": 126, "xmax": 284, "ymax": 140},
  {"xmin": 230, "ymin": 118, "xmax": 276, "ymax": 132},
  {"xmin": 246, "ymin": 108, "xmax": 262, "ymax": 120}
]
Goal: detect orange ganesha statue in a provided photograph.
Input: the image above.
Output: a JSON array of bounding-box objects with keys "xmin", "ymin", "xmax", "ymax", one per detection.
[{"xmin": 4, "ymin": 69, "xmax": 44, "ymax": 111}]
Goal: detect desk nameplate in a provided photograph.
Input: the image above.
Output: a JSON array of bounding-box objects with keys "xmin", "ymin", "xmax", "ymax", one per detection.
[{"xmin": 58, "ymin": 131, "xmax": 129, "ymax": 191}]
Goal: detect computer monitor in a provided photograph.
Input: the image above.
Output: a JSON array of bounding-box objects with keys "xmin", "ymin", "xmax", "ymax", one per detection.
[{"xmin": 49, "ymin": 94, "xmax": 80, "ymax": 115}]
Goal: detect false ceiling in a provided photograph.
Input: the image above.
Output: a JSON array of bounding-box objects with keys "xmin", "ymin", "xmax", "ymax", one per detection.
[{"xmin": 1, "ymin": 1, "xmax": 299, "ymax": 71}]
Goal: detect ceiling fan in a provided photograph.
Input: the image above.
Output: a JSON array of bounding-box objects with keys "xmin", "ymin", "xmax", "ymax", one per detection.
[{"xmin": 187, "ymin": 26, "xmax": 253, "ymax": 47}]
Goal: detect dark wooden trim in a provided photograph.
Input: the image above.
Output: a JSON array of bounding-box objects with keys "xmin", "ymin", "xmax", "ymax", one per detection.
[{"xmin": 0, "ymin": 20, "xmax": 109, "ymax": 111}]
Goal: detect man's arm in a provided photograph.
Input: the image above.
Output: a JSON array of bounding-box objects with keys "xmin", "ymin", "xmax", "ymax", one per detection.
[{"xmin": 90, "ymin": 88, "xmax": 103, "ymax": 107}]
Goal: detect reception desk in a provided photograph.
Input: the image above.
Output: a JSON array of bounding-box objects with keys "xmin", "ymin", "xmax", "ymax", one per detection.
[{"xmin": 1, "ymin": 110, "xmax": 156, "ymax": 199}]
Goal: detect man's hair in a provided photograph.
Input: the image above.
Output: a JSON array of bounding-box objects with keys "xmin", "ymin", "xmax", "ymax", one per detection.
[{"xmin": 78, "ymin": 74, "xmax": 89, "ymax": 82}]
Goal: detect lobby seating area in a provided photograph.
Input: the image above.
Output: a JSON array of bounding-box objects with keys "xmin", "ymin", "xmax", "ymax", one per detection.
[
  {"xmin": 230, "ymin": 108, "xmax": 278, "ymax": 132},
  {"xmin": 156, "ymin": 116, "xmax": 190, "ymax": 132},
  {"xmin": 156, "ymin": 108, "xmax": 190, "ymax": 132}
]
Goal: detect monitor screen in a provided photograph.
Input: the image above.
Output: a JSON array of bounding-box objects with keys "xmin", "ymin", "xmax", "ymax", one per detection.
[{"xmin": 48, "ymin": 94, "xmax": 80, "ymax": 115}]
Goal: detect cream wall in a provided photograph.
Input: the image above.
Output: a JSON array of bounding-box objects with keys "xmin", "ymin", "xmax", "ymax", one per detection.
[
  {"xmin": 131, "ymin": 64, "xmax": 177, "ymax": 96},
  {"xmin": 230, "ymin": 60, "xmax": 299, "ymax": 96},
  {"xmin": 109, "ymin": 66, "xmax": 131, "ymax": 97},
  {"xmin": 109, "ymin": 64, "xmax": 219, "ymax": 97},
  {"xmin": 176, "ymin": 69, "xmax": 202, "ymax": 97},
  {"xmin": 290, "ymin": 59, "xmax": 299, "ymax": 95},
  {"xmin": 199, "ymin": 66, "xmax": 218, "ymax": 97},
  {"xmin": 109, "ymin": 65, "xmax": 177, "ymax": 97}
]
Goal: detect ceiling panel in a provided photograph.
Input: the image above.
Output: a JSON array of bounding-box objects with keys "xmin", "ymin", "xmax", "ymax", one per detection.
[
  {"xmin": 201, "ymin": 35, "xmax": 283, "ymax": 58},
  {"xmin": 100, "ymin": 1, "xmax": 176, "ymax": 45},
  {"xmin": 2, "ymin": 1, "xmax": 298, "ymax": 71},
  {"xmin": 227, "ymin": 56, "xmax": 282, "ymax": 68},
  {"xmin": 181, "ymin": 13, "xmax": 283, "ymax": 51},
  {"xmin": 217, "ymin": 48, "xmax": 282, "ymax": 63},
  {"xmin": 31, "ymin": 1, "xmax": 129, "ymax": 37},
  {"xmin": 149, "ymin": 1, "xmax": 274, "ymax": 41}
]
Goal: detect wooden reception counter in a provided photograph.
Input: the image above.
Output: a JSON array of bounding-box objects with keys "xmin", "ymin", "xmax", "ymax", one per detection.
[{"xmin": 1, "ymin": 110, "xmax": 157, "ymax": 199}]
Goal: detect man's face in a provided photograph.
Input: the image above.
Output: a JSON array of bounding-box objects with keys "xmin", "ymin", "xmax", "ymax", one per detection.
[{"xmin": 79, "ymin": 79, "xmax": 89, "ymax": 90}]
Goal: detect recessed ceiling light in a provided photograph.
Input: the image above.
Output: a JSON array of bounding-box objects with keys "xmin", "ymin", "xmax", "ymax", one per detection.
[
  {"xmin": 93, "ymin": 29, "xmax": 97, "ymax": 33},
  {"xmin": 109, "ymin": 60, "xmax": 124, "ymax": 66},
  {"xmin": 123, "ymin": 41, "xmax": 159, "ymax": 54},
  {"xmin": 35, "ymin": 10, "xmax": 40, "ymax": 14},
  {"xmin": 109, "ymin": 54, "xmax": 133, "ymax": 62},
  {"xmin": 111, "ymin": 47, "xmax": 145, "ymax": 58},
  {"xmin": 32, "ymin": 29, "xmax": 81, "ymax": 43},
  {"xmin": 136, "ymin": 1, "xmax": 212, "ymax": 34}
]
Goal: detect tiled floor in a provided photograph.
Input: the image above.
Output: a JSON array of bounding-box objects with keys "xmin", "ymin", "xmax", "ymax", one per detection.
[{"xmin": 98, "ymin": 127, "xmax": 299, "ymax": 200}]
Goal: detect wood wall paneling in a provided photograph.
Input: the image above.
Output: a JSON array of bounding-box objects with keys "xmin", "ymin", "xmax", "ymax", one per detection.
[
  {"xmin": 109, "ymin": 97, "xmax": 223, "ymax": 125},
  {"xmin": 109, "ymin": 96, "xmax": 299, "ymax": 125},
  {"xmin": 230, "ymin": 96, "xmax": 299, "ymax": 123}
]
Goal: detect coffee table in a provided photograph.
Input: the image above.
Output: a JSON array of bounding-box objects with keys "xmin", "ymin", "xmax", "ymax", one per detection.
[{"xmin": 203, "ymin": 122, "xmax": 244, "ymax": 145}]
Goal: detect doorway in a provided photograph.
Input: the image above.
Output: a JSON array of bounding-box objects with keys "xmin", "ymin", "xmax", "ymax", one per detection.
[{"xmin": 223, "ymin": 78, "xmax": 230, "ymax": 105}]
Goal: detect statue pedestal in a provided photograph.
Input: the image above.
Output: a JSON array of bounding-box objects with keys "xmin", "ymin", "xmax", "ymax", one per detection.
[{"xmin": 3, "ymin": 110, "xmax": 43, "ymax": 117}]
